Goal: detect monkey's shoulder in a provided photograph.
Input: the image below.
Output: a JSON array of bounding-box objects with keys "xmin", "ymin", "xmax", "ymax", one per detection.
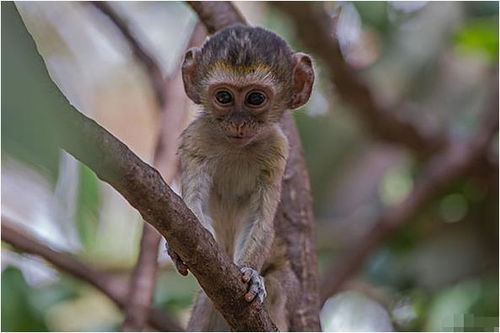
[{"xmin": 178, "ymin": 117, "xmax": 216, "ymax": 161}]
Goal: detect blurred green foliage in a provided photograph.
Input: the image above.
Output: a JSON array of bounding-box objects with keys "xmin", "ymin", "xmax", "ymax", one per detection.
[
  {"xmin": 454, "ymin": 17, "xmax": 499, "ymax": 63},
  {"xmin": 1, "ymin": 2, "xmax": 61, "ymax": 183},
  {"xmin": 2, "ymin": 267, "xmax": 49, "ymax": 331},
  {"xmin": 76, "ymin": 164, "xmax": 101, "ymax": 252}
]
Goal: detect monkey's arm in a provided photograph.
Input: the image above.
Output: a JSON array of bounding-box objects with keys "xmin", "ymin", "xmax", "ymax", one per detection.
[
  {"xmin": 180, "ymin": 157, "xmax": 214, "ymax": 235},
  {"xmin": 235, "ymin": 177, "xmax": 284, "ymax": 303},
  {"xmin": 178, "ymin": 120, "xmax": 215, "ymax": 233},
  {"xmin": 235, "ymin": 130, "xmax": 288, "ymax": 271},
  {"xmin": 167, "ymin": 155, "xmax": 213, "ymax": 275},
  {"xmin": 168, "ymin": 124, "xmax": 215, "ymax": 275},
  {"xmin": 234, "ymin": 146, "xmax": 287, "ymax": 303},
  {"xmin": 234, "ymin": 181, "xmax": 282, "ymax": 270}
]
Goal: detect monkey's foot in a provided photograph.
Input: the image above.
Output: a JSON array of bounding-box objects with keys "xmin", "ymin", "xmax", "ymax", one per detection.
[
  {"xmin": 165, "ymin": 242, "xmax": 188, "ymax": 276},
  {"xmin": 240, "ymin": 266, "xmax": 267, "ymax": 304}
]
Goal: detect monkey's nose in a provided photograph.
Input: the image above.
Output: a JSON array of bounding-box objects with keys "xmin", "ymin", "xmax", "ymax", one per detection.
[
  {"xmin": 230, "ymin": 121, "xmax": 245, "ymax": 136},
  {"xmin": 236, "ymin": 123, "xmax": 245, "ymax": 134}
]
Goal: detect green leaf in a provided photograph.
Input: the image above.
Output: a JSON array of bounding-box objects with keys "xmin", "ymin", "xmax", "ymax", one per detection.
[
  {"xmin": 1, "ymin": 267, "xmax": 49, "ymax": 331},
  {"xmin": 76, "ymin": 163, "xmax": 102, "ymax": 251},
  {"xmin": 454, "ymin": 17, "xmax": 499, "ymax": 62}
]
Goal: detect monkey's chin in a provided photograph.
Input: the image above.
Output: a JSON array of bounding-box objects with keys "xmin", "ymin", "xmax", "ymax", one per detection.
[{"xmin": 226, "ymin": 135, "xmax": 255, "ymax": 146}]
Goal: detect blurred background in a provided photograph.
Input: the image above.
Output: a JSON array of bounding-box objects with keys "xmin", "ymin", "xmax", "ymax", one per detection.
[{"xmin": 2, "ymin": 1, "xmax": 498, "ymax": 331}]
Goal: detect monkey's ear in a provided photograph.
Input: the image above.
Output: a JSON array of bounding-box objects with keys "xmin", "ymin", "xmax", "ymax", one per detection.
[
  {"xmin": 182, "ymin": 47, "xmax": 202, "ymax": 104},
  {"xmin": 289, "ymin": 53, "xmax": 314, "ymax": 110}
]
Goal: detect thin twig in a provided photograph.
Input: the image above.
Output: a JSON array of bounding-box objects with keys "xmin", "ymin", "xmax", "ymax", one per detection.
[
  {"xmin": 271, "ymin": 2, "xmax": 448, "ymax": 158},
  {"xmin": 121, "ymin": 224, "xmax": 162, "ymax": 332},
  {"xmin": 319, "ymin": 84, "xmax": 499, "ymax": 305},
  {"xmin": 1, "ymin": 219, "xmax": 183, "ymax": 332},
  {"xmin": 90, "ymin": 1, "xmax": 166, "ymax": 108}
]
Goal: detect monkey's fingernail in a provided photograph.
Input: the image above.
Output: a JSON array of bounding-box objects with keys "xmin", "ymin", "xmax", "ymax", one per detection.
[{"xmin": 245, "ymin": 292, "xmax": 255, "ymax": 302}]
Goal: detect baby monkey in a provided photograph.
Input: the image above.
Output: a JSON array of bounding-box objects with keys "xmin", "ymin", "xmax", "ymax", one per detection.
[{"xmin": 171, "ymin": 24, "xmax": 314, "ymax": 331}]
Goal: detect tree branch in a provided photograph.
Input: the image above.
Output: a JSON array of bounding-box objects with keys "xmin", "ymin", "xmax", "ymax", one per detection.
[
  {"xmin": 90, "ymin": 1, "xmax": 166, "ymax": 108},
  {"xmin": 54, "ymin": 96, "xmax": 277, "ymax": 330},
  {"xmin": 186, "ymin": 1, "xmax": 247, "ymax": 33},
  {"xmin": 89, "ymin": 3, "xmax": 208, "ymax": 330},
  {"xmin": 319, "ymin": 84, "xmax": 499, "ymax": 304},
  {"xmin": 1, "ymin": 219, "xmax": 183, "ymax": 332},
  {"xmin": 271, "ymin": 2, "xmax": 449, "ymax": 158},
  {"xmin": 121, "ymin": 22, "xmax": 207, "ymax": 332},
  {"xmin": 121, "ymin": 223, "xmax": 162, "ymax": 332}
]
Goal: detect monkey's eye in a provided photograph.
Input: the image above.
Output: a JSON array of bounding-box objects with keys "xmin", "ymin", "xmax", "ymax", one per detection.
[
  {"xmin": 215, "ymin": 90, "xmax": 233, "ymax": 105},
  {"xmin": 246, "ymin": 91, "xmax": 266, "ymax": 107}
]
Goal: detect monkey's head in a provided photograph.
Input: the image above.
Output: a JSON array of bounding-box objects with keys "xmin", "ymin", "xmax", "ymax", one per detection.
[{"xmin": 182, "ymin": 25, "xmax": 314, "ymax": 146}]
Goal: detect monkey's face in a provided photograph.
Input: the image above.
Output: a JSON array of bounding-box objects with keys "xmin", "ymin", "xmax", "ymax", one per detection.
[
  {"xmin": 207, "ymin": 80, "xmax": 277, "ymax": 146},
  {"xmin": 199, "ymin": 63, "xmax": 286, "ymax": 146},
  {"xmin": 181, "ymin": 26, "xmax": 315, "ymax": 146}
]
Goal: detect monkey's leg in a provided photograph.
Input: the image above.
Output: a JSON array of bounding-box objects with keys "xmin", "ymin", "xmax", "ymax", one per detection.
[
  {"xmin": 264, "ymin": 269, "xmax": 289, "ymax": 332},
  {"xmin": 187, "ymin": 291, "xmax": 229, "ymax": 331}
]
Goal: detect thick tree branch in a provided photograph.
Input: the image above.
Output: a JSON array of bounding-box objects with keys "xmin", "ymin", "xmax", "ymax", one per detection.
[
  {"xmin": 319, "ymin": 85, "xmax": 499, "ymax": 304},
  {"xmin": 271, "ymin": 2, "xmax": 449, "ymax": 158},
  {"xmin": 1, "ymin": 220, "xmax": 183, "ymax": 332},
  {"xmin": 185, "ymin": 2, "xmax": 322, "ymax": 330},
  {"xmin": 90, "ymin": 1, "xmax": 166, "ymax": 108},
  {"xmin": 276, "ymin": 114, "xmax": 322, "ymax": 330},
  {"xmin": 186, "ymin": 1, "xmax": 247, "ymax": 33},
  {"xmin": 89, "ymin": 3, "xmax": 208, "ymax": 329},
  {"xmin": 121, "ymin": 22, "xmax": 207, "ymax": 332},
  {"xmin": 54, "ymin": 101, "xmax": 277, "ymax": 330}
]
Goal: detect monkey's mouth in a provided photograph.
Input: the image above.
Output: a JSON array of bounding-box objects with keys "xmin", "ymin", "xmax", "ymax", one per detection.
[{"xmin": 227, "ymin": 135, "xmax": 254, "ymax": 145}]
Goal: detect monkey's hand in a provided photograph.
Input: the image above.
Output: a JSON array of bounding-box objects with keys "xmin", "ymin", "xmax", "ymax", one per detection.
[
  {"xmin": 240, "ymin": 266, "xmax": 267, "ymax": 304},
  {"xmin": 165, "ymin": 242, "xmax": 189, "ymax": 276}
]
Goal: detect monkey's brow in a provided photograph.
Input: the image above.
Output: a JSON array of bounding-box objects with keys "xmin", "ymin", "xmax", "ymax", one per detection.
[{"xmin": 204, "ymin": 64, "xmax": 277, "ymax": 89}]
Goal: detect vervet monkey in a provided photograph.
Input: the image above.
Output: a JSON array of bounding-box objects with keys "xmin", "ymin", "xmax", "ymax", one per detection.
[{"xmin": 169, "ymin": 24, "xmax": 314, "ymax": 331}]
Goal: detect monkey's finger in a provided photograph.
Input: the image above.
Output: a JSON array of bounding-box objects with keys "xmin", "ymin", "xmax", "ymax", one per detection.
[
  {"xmin": 167, "ymin": 246, "xmax": 189, "ymax": 276},
  {"xmin": 241, "ymin": 271, "xmax": 252, "ymax": 283},
  {"xmin": 176, "ymin": 261, "xmax": 189, "ymax": 276},
  {"xmin": 245, "ymin": 290, "xmax": 257, "ymax": 302},
  {"xmin": 245, "ymin": 278, "xmax": 262, "ymax": 302}
]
